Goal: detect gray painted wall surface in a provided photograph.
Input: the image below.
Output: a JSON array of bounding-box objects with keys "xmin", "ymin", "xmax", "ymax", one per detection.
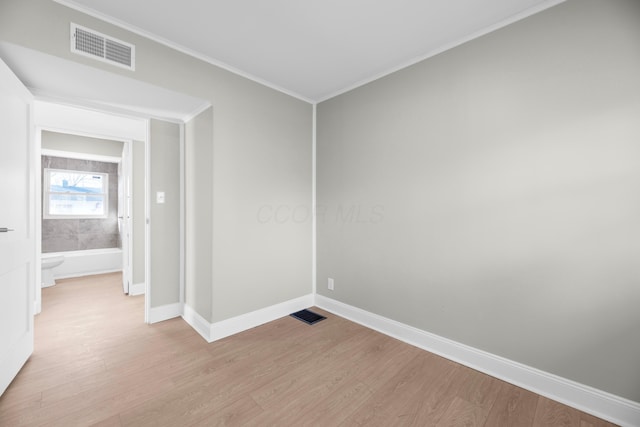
[
  {"xmin": 210, "ymin": 92, "xmax": 312, "ymax": 322},
  {"xmin": 185, "ymin": 108, "xmax": 213, "ymax": 320},
  {"xmin": 132, "ymin": 140, "xmax": 145, "ymax": 286},
  {"xmin": 0, "ymin": 0, "xmax": 312, "ymax": 321},
  {"xmin": 317, "ymin": 0, "xmax": 640, "ymax": 402},
  {"xmin": 41, "ymin": 130, "xmax": 124, "ymax": 158},
  {"xmin": 41, "ymin": 155, "xmax": 119, "ymax": 252},
  {"xmin": 149, "ymin": 120, "xmax": 180, "ymax": 308}
]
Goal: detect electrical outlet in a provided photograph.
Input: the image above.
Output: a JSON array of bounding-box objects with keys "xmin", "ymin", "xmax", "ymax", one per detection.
[{"xmin": 328, "ymin": 278, "xmax": 334, "ymax": 291}]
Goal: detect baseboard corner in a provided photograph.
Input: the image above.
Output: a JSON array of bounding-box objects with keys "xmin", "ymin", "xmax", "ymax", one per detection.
[
  {"xmin": 182, "ymin": 304, "xmax": 213, "ymax": 342},
  {"xmin": 209, "ymin": 294, "xmax": 314, "ymax": 342}
]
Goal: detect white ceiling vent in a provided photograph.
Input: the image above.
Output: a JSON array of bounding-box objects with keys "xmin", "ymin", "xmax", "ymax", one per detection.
[{"xmin": 70, "ymin": 23, "xmax": 135, "ymax": 71}]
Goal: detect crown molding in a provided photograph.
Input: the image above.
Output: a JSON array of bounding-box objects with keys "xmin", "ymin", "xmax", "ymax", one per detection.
[
  {"xmin": 315, "ymin": 0, "xmax": 566, "ymax": 103},
  {"xmin": 52, "ymin": 0, "xmax": 314, "ymax": 104}
]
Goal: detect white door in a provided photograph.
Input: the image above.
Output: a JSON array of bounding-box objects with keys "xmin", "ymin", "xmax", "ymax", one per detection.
[
  {"xmin": 0, "ymin": 59, "xmax": 34, "ymax": 395},
  {"xmin": 119, "ymin": 142, "xmax": 132, "ymax": 294}
]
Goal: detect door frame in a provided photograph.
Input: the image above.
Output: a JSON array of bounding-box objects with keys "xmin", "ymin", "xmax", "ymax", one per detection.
[
  {"xmin": 33, "ymin": 101, "xmax": 151, "ymax": 321},
  {"xmin": 118, "ymin": 140, "xmax": 133, "ymax": 295}
]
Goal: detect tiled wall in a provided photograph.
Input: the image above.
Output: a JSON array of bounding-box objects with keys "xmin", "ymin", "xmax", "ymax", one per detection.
[{"xmin": 42, "ymin": 156, "xmax": 120, "ymax": 253}]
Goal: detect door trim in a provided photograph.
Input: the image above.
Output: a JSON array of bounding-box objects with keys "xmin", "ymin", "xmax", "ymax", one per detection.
[{"xmin": 119, "ymin": 140, "xmax": 133, "ymax": 295}]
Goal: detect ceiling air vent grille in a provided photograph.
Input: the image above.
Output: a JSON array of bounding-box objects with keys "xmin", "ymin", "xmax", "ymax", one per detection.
[{"xmin": 71, "ymin": 23, "xmax": 135, "ymax": 70}]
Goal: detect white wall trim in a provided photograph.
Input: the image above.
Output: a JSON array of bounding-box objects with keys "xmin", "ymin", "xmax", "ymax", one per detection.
[
  {"xmin": 52, "ymin": 0, "xmax": 564, "ymax": 105},
  {"xmin": 129, "ymin": 282, "xmax": 145, "ymax": 296},
  {"xmin": 311, "ymin": 103, "xmax": 317, "ymax": 296},
  {"xmin": 211, "ymin": 294, "xmax": 314, "ymax": 342},
  {"xmin": 314, "ymin": 295, "xmax": 640, "ymax": 427},
  {"xmin": 148, "ymin": 302, "xmax": 183, "ymax": 324},
  {"xmin": 143, "ymin": 120, "xmax": 150, "ymax": 323},
  {"xmin": 52, "ymin": 0, "xmax": 313, "ymax": 104},
  {"xmin": 183, "ymin": 294, "xmax": 314, "ymax": 343},
  {"xmin": 179, "ymin": 123, "xmax": 185, "ymax": 307},
  {"xmin": 315, "ymin": 0, "xmax": 566, "ymax": 103},
  {"xmin": 182, "ymin": 304, "xmax": 212, "ymax": 342},
  {"xmin": 181, "ymin": 101, "xmax": 212, "ymax": 124},
  {"xmin": 34, "ymin": 127, "xmax": 42, "ymax": 315}
]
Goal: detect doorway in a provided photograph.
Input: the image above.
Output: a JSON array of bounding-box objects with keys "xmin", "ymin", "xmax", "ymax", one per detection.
[
  {"xmin": 34, "ymin": 101, "xmax": 150, "ymax": 320},
  {"xmin": 1, "ymin": 51, "xmax": 203, "ymax": 396},
  {"xmin": 39, "ymin": 130, "xmax": 133, "ymax": 293}
]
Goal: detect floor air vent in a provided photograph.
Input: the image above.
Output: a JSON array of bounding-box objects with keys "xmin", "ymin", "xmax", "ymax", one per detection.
[
  {"xmin": 71, "ymin": 23, "xmax": 135, "ymax": 70},
  {"xmin": 290, "ymin": 309, "xmax": 326, "ymax": 325}
]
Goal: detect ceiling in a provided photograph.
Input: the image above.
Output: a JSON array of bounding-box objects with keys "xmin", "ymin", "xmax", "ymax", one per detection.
[
  {"xmin": 0, "ymin": 42, "xmax": 210, "ymax": 122},
  {"xmin": 56, "ymin": 0, "xmax": 562, "ymax": 103}
]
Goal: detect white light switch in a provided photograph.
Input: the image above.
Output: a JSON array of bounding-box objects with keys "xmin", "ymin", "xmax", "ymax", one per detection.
[{"xmin": 156, "ymin": 191, "xmax": 165, "ymax": 204}]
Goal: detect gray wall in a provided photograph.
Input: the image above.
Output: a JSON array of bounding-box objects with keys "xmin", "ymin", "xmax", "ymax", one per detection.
[
  {"xmin": 0, "ymin": 0, "xmax": 313, "ymax": 321},
  {"xmin": 41, "ymin": 130, "xmax": 124, "ymax": 157},
  {"xmin": 210, "ymin": 92, "xmax": 312, "ymax": 322},
  {"xmin": 317, "ymin": 0, "xmax": 640, "ymax": 402},
  {"xmin": 185, "ymin": 100, "xmax": 313, "ymax": 322},
  {"xmin": 131, "ymin": 140, "xmax": 145, "ymax": 286},
  {"xmin": 185, "ymin": 108, "xmax": 213, "ymax": 320},
  {"xmin": 41, "ymin": 154, "xmax": 119, "ymax": 252},
  {"xmin": 149, "ymin": 120, "xmax": 180, "ymax": 308}
]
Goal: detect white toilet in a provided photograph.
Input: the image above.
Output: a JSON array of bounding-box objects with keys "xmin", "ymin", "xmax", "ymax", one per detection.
[{"xmin": 41, "ymin": 254, "xmax": 65, "ymax": 288}]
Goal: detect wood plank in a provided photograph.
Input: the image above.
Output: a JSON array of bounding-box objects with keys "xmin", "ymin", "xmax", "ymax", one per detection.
[
  {"xmin": 304, "ymin": 380, "xmax": 373, "ymax": 425},
  {"xmin": 533, "ymin": 396, "xmax": 581, "ymax": 427},
  {"xmin": 435, "ymin": 397, "xmax": 488, "ymax": 427},
  {"xmin": 86, "ymin": 415, "xmax": 122, "ymax": 427},
  {"xmin": 483, "ymin": 382, "xmax": 539, "ymax": 427},
  {"xmin": 436, "ymin": 370, "xmax": 500, "ymax": 427},
  {"xmin": 189, "ymin": 396, "xmax": 263, "ymax": 426},
  {"xmin": 0, "ymin": 273, "xmax": 620, "ymax": 427},
  {"xmin": 341, "ymin": 351, "xmax": 448, "ymax": 426},
  {"xmin": 0, "ymin": 390, "xmax": 42, "ymax": 426},
  {"xmin": 391, "ymin": 357, "xmax": 462, "ymax": 426}
]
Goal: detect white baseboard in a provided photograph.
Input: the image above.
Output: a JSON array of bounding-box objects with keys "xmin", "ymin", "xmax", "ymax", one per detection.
[
  {"xmin": 56, "ymin": 269, "xmax": 122, "ymax": 280},
  {"xmin": 183, "ymin": 294, "xmax": 314, "ymax": 343},
  {"xmin": 314, "ymin": 294, "xmax": 640, "ymax": 427},
  {"xmin": 148, "ymin": 302, "xmax": 183, "ymax": 324},
  {"xmin": 129, "ymin": 282, "xmax": 145, "ymax": 296},
  {"xmin": 182, "ymin": 304, "xmax": 213, "ymax": 341}
]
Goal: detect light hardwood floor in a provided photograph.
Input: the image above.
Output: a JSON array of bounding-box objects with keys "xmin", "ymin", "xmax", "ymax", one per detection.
[{"xmin": 0, "ymin": 273, "xmax": 617, "ymax": 426}]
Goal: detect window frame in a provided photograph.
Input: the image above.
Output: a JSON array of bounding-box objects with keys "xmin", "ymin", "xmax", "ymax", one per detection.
[{"xmin": 43, "ymin": 168, "xmax": 109, "ymax": 219}]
